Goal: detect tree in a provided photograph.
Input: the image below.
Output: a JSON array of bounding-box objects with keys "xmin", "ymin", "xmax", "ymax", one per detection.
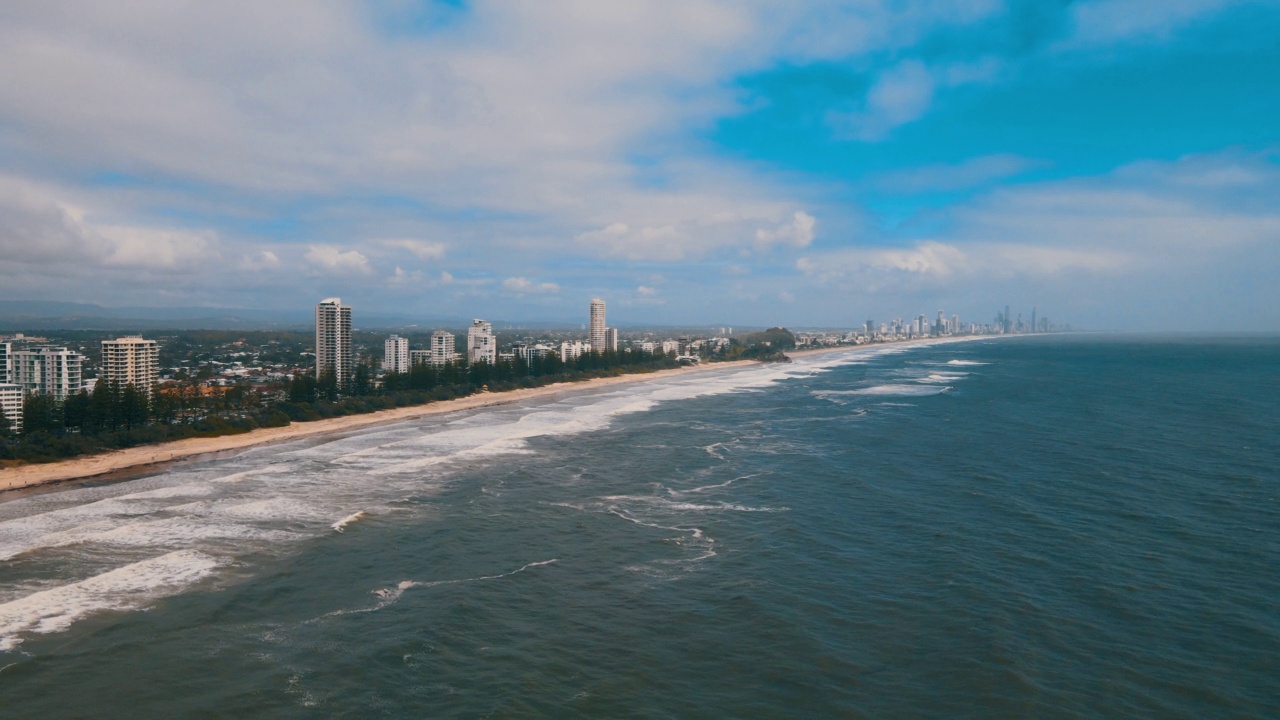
[
  {"xmin": 351, "ymin": 364, "xmax": 373, "ymax": 397},
  {"xmin": 120, "ymin": 384, "xmax": 149, "ymax": 430},
  {"xmin": 22, "ymin": 392, "xmax": 63, "ymax": 436},
  {"xmin": 317, "ymin": 369, "xmax": 339, "ymax": 403},
  {"xmin": 288, "ymin": 373, "xmax": 317, "ymax": 404}
]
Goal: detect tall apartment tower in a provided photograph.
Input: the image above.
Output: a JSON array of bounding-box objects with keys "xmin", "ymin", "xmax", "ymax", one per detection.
[
  {"xmin": 100, "ymin": 336, "xmax": 159, "ymax": 399},
  {"xmin": 467, "ymin": 320, "xmax": 496, "ymax": 365},
  {"xmin": 589, "ymin": 298, "xmax": 607, "ymax": 351},
  {"xmin": 383, "ymin": 335, "xmax": 410, "ymax": 374},
  {"xmin": 430, "ymin": 330, "xmax": 457, "ymax": 365},
  {"xmin": 315, "ymin": 298, "xmax": 353, "ymax": 385},
  {"xmin": 0, "ymin": 382, "xmax": 21, "ymax": 434},
  {"xmin": 605, "ymin": 327, "xmax": 619, "ymax": 353},
  {"xmin": 0, "ymin": 342, "xmax": 11, "ymax": 383},
  {"xmin": 11, "ymin": 346, "xmax": 84, "ymax": 401}
]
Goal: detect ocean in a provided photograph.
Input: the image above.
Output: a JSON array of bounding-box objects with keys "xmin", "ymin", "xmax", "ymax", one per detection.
[{"xmin": 0, "ymin": 335, "xmax": 1276, "ymax": 718}]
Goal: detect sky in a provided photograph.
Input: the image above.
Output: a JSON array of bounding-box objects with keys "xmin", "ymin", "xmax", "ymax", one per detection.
[{"xmin": 1, "ymin": 0, "xmax": 1278, "ymax": 330}]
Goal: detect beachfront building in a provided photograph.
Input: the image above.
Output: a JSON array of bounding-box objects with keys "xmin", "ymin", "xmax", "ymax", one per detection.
[
  {"xmin": 589, "ymin": 298, "xmax": 607, "ymax": 351},
  {"xmin": 384, "ymin": 335, "xmax": 410, "ymax": 374},
  {"xmin": 100, "ymin": 336, "xmax": 160, "ymax": 399},
  {"xmin": 430, "ymin": 330, "xmax": 457, "ymax": 365},
  {"xmin": 605, "ymin": 327, "xmax": 618, "ymax": 353},
  {"xmin": 11, "ymin": 346, "xmax": 84, "ymax": 401},
  {"xmin": 0, "ymin": 383, "xmax": 21, "ymax": 434},
  {"xmin": 315, "ymin": 298, "xmax": 353, "ymax": 385},
  {"xmin": 0, "ymin": 342, "xmax": 11, "ymax": 384},
  {"xmin": 467, "ymin": 320, "xmax": 496, "ymax": 365},
  {"xmin": 559, "ymin": 340, "xmax": 589, "ymax": 362}
]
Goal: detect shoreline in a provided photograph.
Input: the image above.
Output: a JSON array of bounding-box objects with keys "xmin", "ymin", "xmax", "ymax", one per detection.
[
  {"xmin": 0, "ymin": 360, "xmax": 757, "ymax": 495},
  {"xmin": 0, "ymin": 335, "xmax": 994, "ymax": 496}
]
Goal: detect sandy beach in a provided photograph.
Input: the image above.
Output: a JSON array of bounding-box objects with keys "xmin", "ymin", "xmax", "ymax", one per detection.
[
  {"xmin": 0, "ymin": 359, "xmax": 765, "ymax": 494},
  {"xmin": 0, "ymin": 338, "xmax": 966, "ymax": 495}
]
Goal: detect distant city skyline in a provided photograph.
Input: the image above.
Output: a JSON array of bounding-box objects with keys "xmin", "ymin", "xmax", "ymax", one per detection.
[{"xmin": 1, "ymin": 3, "xmax": 1277, "ymax": 331}]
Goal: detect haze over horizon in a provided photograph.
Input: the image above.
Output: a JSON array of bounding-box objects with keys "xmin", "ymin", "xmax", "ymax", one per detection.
[{"xmin": 2, "ymin": 1, "xmax": 1277, "ymax": 331}]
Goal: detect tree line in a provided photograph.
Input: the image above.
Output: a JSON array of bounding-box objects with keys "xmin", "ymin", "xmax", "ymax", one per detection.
[{"xmin": 0, "ymin": 348, "xmax": 681, "ymax": 464}]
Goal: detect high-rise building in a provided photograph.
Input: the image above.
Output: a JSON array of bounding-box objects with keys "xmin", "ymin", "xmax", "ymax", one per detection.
[
  {"xmin": 467, "ymin": 320, "xmax": 496, "ymax": 365},
  {"xmin": 11, "ymin": 346, "xmax": 84, "ymax": 401},
  {"xmin": 590, "ymin": 298, "xmax": 607, "ymax": 351},
  {"xmin": 383, "ymin": 335, "xmax": 410, "ymax": 374},
  {"xmin": 315, "ymin": 298, "xmax": 353, "ymax": 385},
  {"xmin": 605, "ymin": 327, "xmax": 618, "ymax": 353},
  {"xmin": 100, "ymin": 336, "xmax": 159, "ymax": 399},
  {"xmin": 0, "ymin": 383, "xmax": 22, "ymax": 434},
  {"xmin": 430, "ymin": 330, "xmax": 457, "ymax": 365},
  {"xmin": 0, "ymin": 342, "xmax": 11, "ymax": 384}
]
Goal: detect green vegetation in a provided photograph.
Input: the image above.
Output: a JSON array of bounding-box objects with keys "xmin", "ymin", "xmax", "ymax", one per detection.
[{"xmin": 722, "ymin": 327, "xmax": 796, "ymax": 362}]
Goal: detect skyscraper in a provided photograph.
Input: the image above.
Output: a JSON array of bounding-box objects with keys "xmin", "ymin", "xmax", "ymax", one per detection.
[
  {"xmin": 383, "ymin": 335, "xmax": 409, "ymax": 374},
  {"xmin": 100, "ymin": 336, "xmax": 159, "ymax": 399},
  {"xmin": 468, "ymin": 320, "xmax": 496, "ymax": 365},
  {"xmin": 589, "ymin": 298, "xmax": 607, "ymax": 351},
  {"xmin": 605, "ymin": 327, "xmax": 618, "ymax": 353},
  {"xmin": 315, "ymin": 298, "xmax": 353, "ymax": 385}
]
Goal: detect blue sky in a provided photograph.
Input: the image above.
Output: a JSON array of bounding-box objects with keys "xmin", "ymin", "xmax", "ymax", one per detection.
[{"xmin": 1, "ymin": 0, "xmax": 1278, "ymax": 330}]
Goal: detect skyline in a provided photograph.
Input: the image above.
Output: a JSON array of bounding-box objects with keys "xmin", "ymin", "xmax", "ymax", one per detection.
[{"xmin": 2, "ymin": 2, "xmax": 1278, "ymax": 331}]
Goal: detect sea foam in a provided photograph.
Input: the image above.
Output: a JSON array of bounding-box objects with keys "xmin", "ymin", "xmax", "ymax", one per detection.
[{"xmin": 0, "ymin": 550, "xmax": 219, "ymax": 651}]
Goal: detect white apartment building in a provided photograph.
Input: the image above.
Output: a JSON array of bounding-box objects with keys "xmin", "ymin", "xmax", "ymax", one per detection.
[
  {"xmin": 467, "ymin": 320, "xmax": 496, "ymax": 365},
  {"xmin": 384, "ymin": 335, "xmax": 410, "ymax": 374},
  {"xmin": 559, "ymin": 340, "xmax": 590, "ymax": 362},
  {"xmin": 316, "ymin": 298, "xmax": 353, "ymax": 384},
  {"xmin": 0, "ymin": 383, "xmax": 21, "ymax": 434},
  {"xmin": 11, "ymin": 346, "xmax": 84, "ymax": 401},
  {"xmin": 589, "ymin": 298, "xmax": 606, "ymax": 351},
  {"xmin": 430, "ymin": 330, "xmax": 457, "ymax": 365},
  {"xmin": 605, "ymin": 327, "xmax": 618, "ymax": 353},
  {"xmin": 100, "ymin": 336, "xmax": 159, "ymax": 399}
]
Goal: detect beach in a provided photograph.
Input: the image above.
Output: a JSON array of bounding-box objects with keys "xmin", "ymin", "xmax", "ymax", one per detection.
[
  {"xmin": 0, "ymin": 359, "xmax": 763, "ymax": 494},
  {"xmin": 0, "ymin": 339, "xmax": 983, "ymax": 495}
]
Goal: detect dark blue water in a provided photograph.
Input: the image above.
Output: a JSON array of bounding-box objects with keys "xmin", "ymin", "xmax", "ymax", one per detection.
[{"xmin": 2, "ymin": 336, "xmax": 1277, "ymax": 718}]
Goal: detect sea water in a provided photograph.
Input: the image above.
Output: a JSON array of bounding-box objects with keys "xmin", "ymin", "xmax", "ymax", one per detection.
[{"xmin": 0, "ymin": 335, "xmax": 1276, "ymax": 718}]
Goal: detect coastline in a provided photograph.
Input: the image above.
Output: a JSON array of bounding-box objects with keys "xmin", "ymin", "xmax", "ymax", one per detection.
[
  {"xmin": 0, "ymin": 335, "xmax": 994, "ymax": 495},
  {"xmin": 0, "ymin": 360, "xmax": 756, "ymax": 494}
]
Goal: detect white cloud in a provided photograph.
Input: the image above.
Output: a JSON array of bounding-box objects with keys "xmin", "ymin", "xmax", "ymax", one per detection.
[
  {"xmin": 305, "ymin": 245, "xmax": 372, "ymax": 275},
  {"xmin": 502, "ymin": 276, "xmax": 559, "ymax": 294},
  {"xmin": 388, "ymin": 265, "xmax": 426, "ymax": 286},
  {"xmin": 379, "ymin": 239, "xmax": 446, "ymax": 260},
  {"xmin": 240, "ymin": 250, "xmax": 281, "ymax": 271},
  {"xmin": 1062, "ymin": 0, "xmax": 1236, "ymax": 48},
  {"xmin": 755, "ymin": 211, "xmax": 816, "ymax": 249},
  {"xmin": 101, "ymin": 226, "xmax": 218, "ymax": 269},
  {"xmin": 636, "ymin": 285, "xmax": 658, "ymax": 296}
]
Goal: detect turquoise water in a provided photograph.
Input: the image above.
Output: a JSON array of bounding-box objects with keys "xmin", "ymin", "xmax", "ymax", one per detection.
[{"xmin": 1, "ymin": 336, "xmax": 1277, "ymax": 718}]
